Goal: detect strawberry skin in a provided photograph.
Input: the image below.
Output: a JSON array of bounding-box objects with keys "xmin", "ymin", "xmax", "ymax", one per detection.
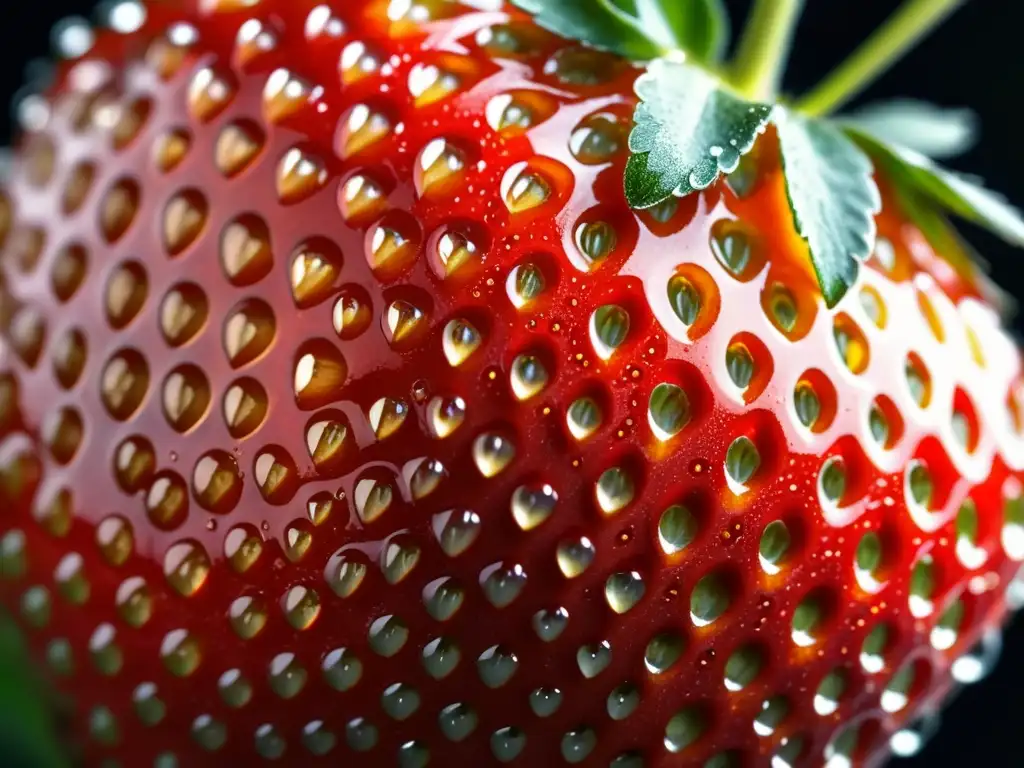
[{"xmin": 1, "ymin": 1, "xmax": 1023, "ymax": 766}]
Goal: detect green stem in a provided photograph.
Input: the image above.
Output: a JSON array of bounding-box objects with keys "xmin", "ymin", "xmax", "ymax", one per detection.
[
  {"xmin": 730, "ymin": 0, "xmax": 806, "ymax": 101},
  {"xmin": 796, "ymin": 0, "xmax": 965, "ymax": 116}
]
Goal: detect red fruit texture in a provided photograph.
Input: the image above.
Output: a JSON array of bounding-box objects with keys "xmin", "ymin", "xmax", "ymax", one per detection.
[{"xmin": 1, "ymin": 1, "xmax": 1023, "ymax": 766}]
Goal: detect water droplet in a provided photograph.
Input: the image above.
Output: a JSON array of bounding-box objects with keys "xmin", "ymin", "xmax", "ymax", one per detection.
[
  {"xmin": 511, "ymin": 483, "xmax": 558, "ymax": 530},
  {"xmin": 725, "ymin": 436, "xmax": 760, "ymax": 487},
  {"xmin": 281, "ymin": 585, "xmax": 321, "ymax": 630},
  {"xmin": 507, "ymin": 261, "xmax": 545, "ymax": 308},
  {"xmin": 596, "ymin": 466, "xmax": 635, "ymax": 514},
  {"xmin": 574, "ymin": 220, "xmax": 616, "ymax": 269},
  {"xmin": 658, "ymin": 505, "xmax": 698, "ymax": 555},
  {"xmin": 381, "ymin": 682, "xmax": 421, "ymax": 721},
  {"xmin": 759, "ymin": 520, "xmax": 790, "ymax": 574},
  {"xmin": 443, "ymin": 318, "xmax": 482, "ymax": 367},
  {"xmin": 664, "ymin": 706, "xmax": 705, "ymax": 753},
  {"xmin": 724, "ymin": 644, "xmax": 762, "ymax": 690},
  {"xmin": 473, "ymin": 432, "xmax": 515, "ymax": 477},
  {"xmin": 606, "ymin": 571, "xmax": 645, "ymax": 614},
  {"xmin": 162, "ymin": 364, "xmax": 211, "ymax": 432},
  {"xmin": 290, "ymin": 238, "xmax": 343, "ymax": 308},
  {"xmin": 503, "ymin": 165, "xmax": 551, "ymax": 213},
  {"xmin": 567, "ymin": 397, "xmax": 603, "ymax": 441},
  {"xmin": 570, "ymin": 112, "xmax": 625, "ymax": 164},
  {"xmin": 422, "ymin": 636, "xmax": 460, "ymax": 678},
  {"xmin": 690, "ymin": 571, "xmax": 730, "ymax": 626},
  {"xmin": 753, "ymin": 696, "xmax": 789, "ymax": 736},
  {"xmin": 532, "ymin": 607, "xmax": 569, "ymax": 642},
  {"xmin": 322, "ymin": 647, "xmax": 362, "ymax": 691},
  {"xmin": 649, "ymin": 383, "xmax": 690, "ymax": 440},
  {"xmin": 163, "ymin": 540, "xmax": 209, "ymax": 596},
  {"xmin": 576, "ymin": 640, "xmax": 611, "ymax": 678},
  {"xmin": 163, "ymin": 189, "xmax": 207, "ymax": 255},
  {"xmin": 215, "ymin": 120, "xmax": 264, "ymax": 177},
  {"xmin": 529, "ymin": 686, "xmax": 563, "ymax": 717},
  {"xmin": 268, "ymin": 652, "xmax": 307, "ymax": 699},
  {"xmin": 368, "ymin": 615, "xmax": 409, "ymax": 657},
  {"xmin": 556, "ymin": 535, "xmax": 596, "ymax": 578},
  {"xmin": 438, "ymin": 702, "xmax": 477, "ymax": 742},
  {"xmin": 477, "ymin": 645, "xmax": 518, "ymax": 688},
  {"xmin": 480, "ymin": 562, "xmax": 526, "ymax": 607}
]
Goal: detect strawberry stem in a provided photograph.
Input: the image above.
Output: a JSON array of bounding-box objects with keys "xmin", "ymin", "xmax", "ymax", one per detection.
[
  {"xmin": 730, "ymin": 0, "xmax": 806, "ymax": 101},
  {"xmin": 796, "ymin": 0, "xmax": 965, "ymax": 117}
]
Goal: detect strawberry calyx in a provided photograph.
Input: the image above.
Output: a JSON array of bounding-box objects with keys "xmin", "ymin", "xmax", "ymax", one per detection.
[{"xmin": 509, "ymin": 0, "xmax": 1024, "ymax": 307}]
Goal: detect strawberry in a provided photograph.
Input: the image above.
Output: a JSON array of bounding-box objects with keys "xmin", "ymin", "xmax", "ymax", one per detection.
[{"xmin": 2, "ymin": 0, "xmax": 1024, "ymax": 766}]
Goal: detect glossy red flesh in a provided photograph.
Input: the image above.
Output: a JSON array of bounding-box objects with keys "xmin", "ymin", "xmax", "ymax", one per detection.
[{"xmin": 1, "ymin": 1, "xmax": 1023, "ymax": 766}]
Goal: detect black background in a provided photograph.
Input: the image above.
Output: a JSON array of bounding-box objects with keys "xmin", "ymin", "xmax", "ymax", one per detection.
[{"xmin": 1, "ymin": 1, "xmax": 1023, "ymax": 766}]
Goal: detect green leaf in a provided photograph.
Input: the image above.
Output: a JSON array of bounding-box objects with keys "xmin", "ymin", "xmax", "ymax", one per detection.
[
  {"xmin": 509, "ymin": 0, "xmax": 665, "ymax": 61},
  {"xmin": 0, "ymin": 614, "xmax": 69, "ymax": 767},
  {"xmin": 774, "ymin": 108, "xmax": 881, "ymax": 307},
  {"xmin": 611, "ymin": 0, "xmax": 731, "ymax": 63},
  {"xmin": 510, "ymin": 0, "xmax": 731, "ymax": 63},
  {"xmin": 625, "ymin": 58, "xmax": 772, "ymax": 209},
  {"xmin": 850, "ymin": 129, "xmax": 1024, "ymax": 248},
  {"xmin": 843, "ymin": 99, "xmax": 978, "ymax": 159}
]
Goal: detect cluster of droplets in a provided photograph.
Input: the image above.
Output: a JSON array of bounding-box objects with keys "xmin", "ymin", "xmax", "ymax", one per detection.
[{"xmin": 1, "ymin": 0, "xmax": 1024, "ymax": 766}]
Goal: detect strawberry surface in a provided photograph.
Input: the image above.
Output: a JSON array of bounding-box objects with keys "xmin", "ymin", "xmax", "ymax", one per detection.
[{"xmin": 1, "ymin": 1, "xmax": 1023, "ymax": 766}]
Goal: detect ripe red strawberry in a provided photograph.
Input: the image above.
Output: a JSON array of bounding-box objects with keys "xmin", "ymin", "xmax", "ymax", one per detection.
[{"xmin": 2, "ymin": 0, "xmax": 1024, "ymax": 766}]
